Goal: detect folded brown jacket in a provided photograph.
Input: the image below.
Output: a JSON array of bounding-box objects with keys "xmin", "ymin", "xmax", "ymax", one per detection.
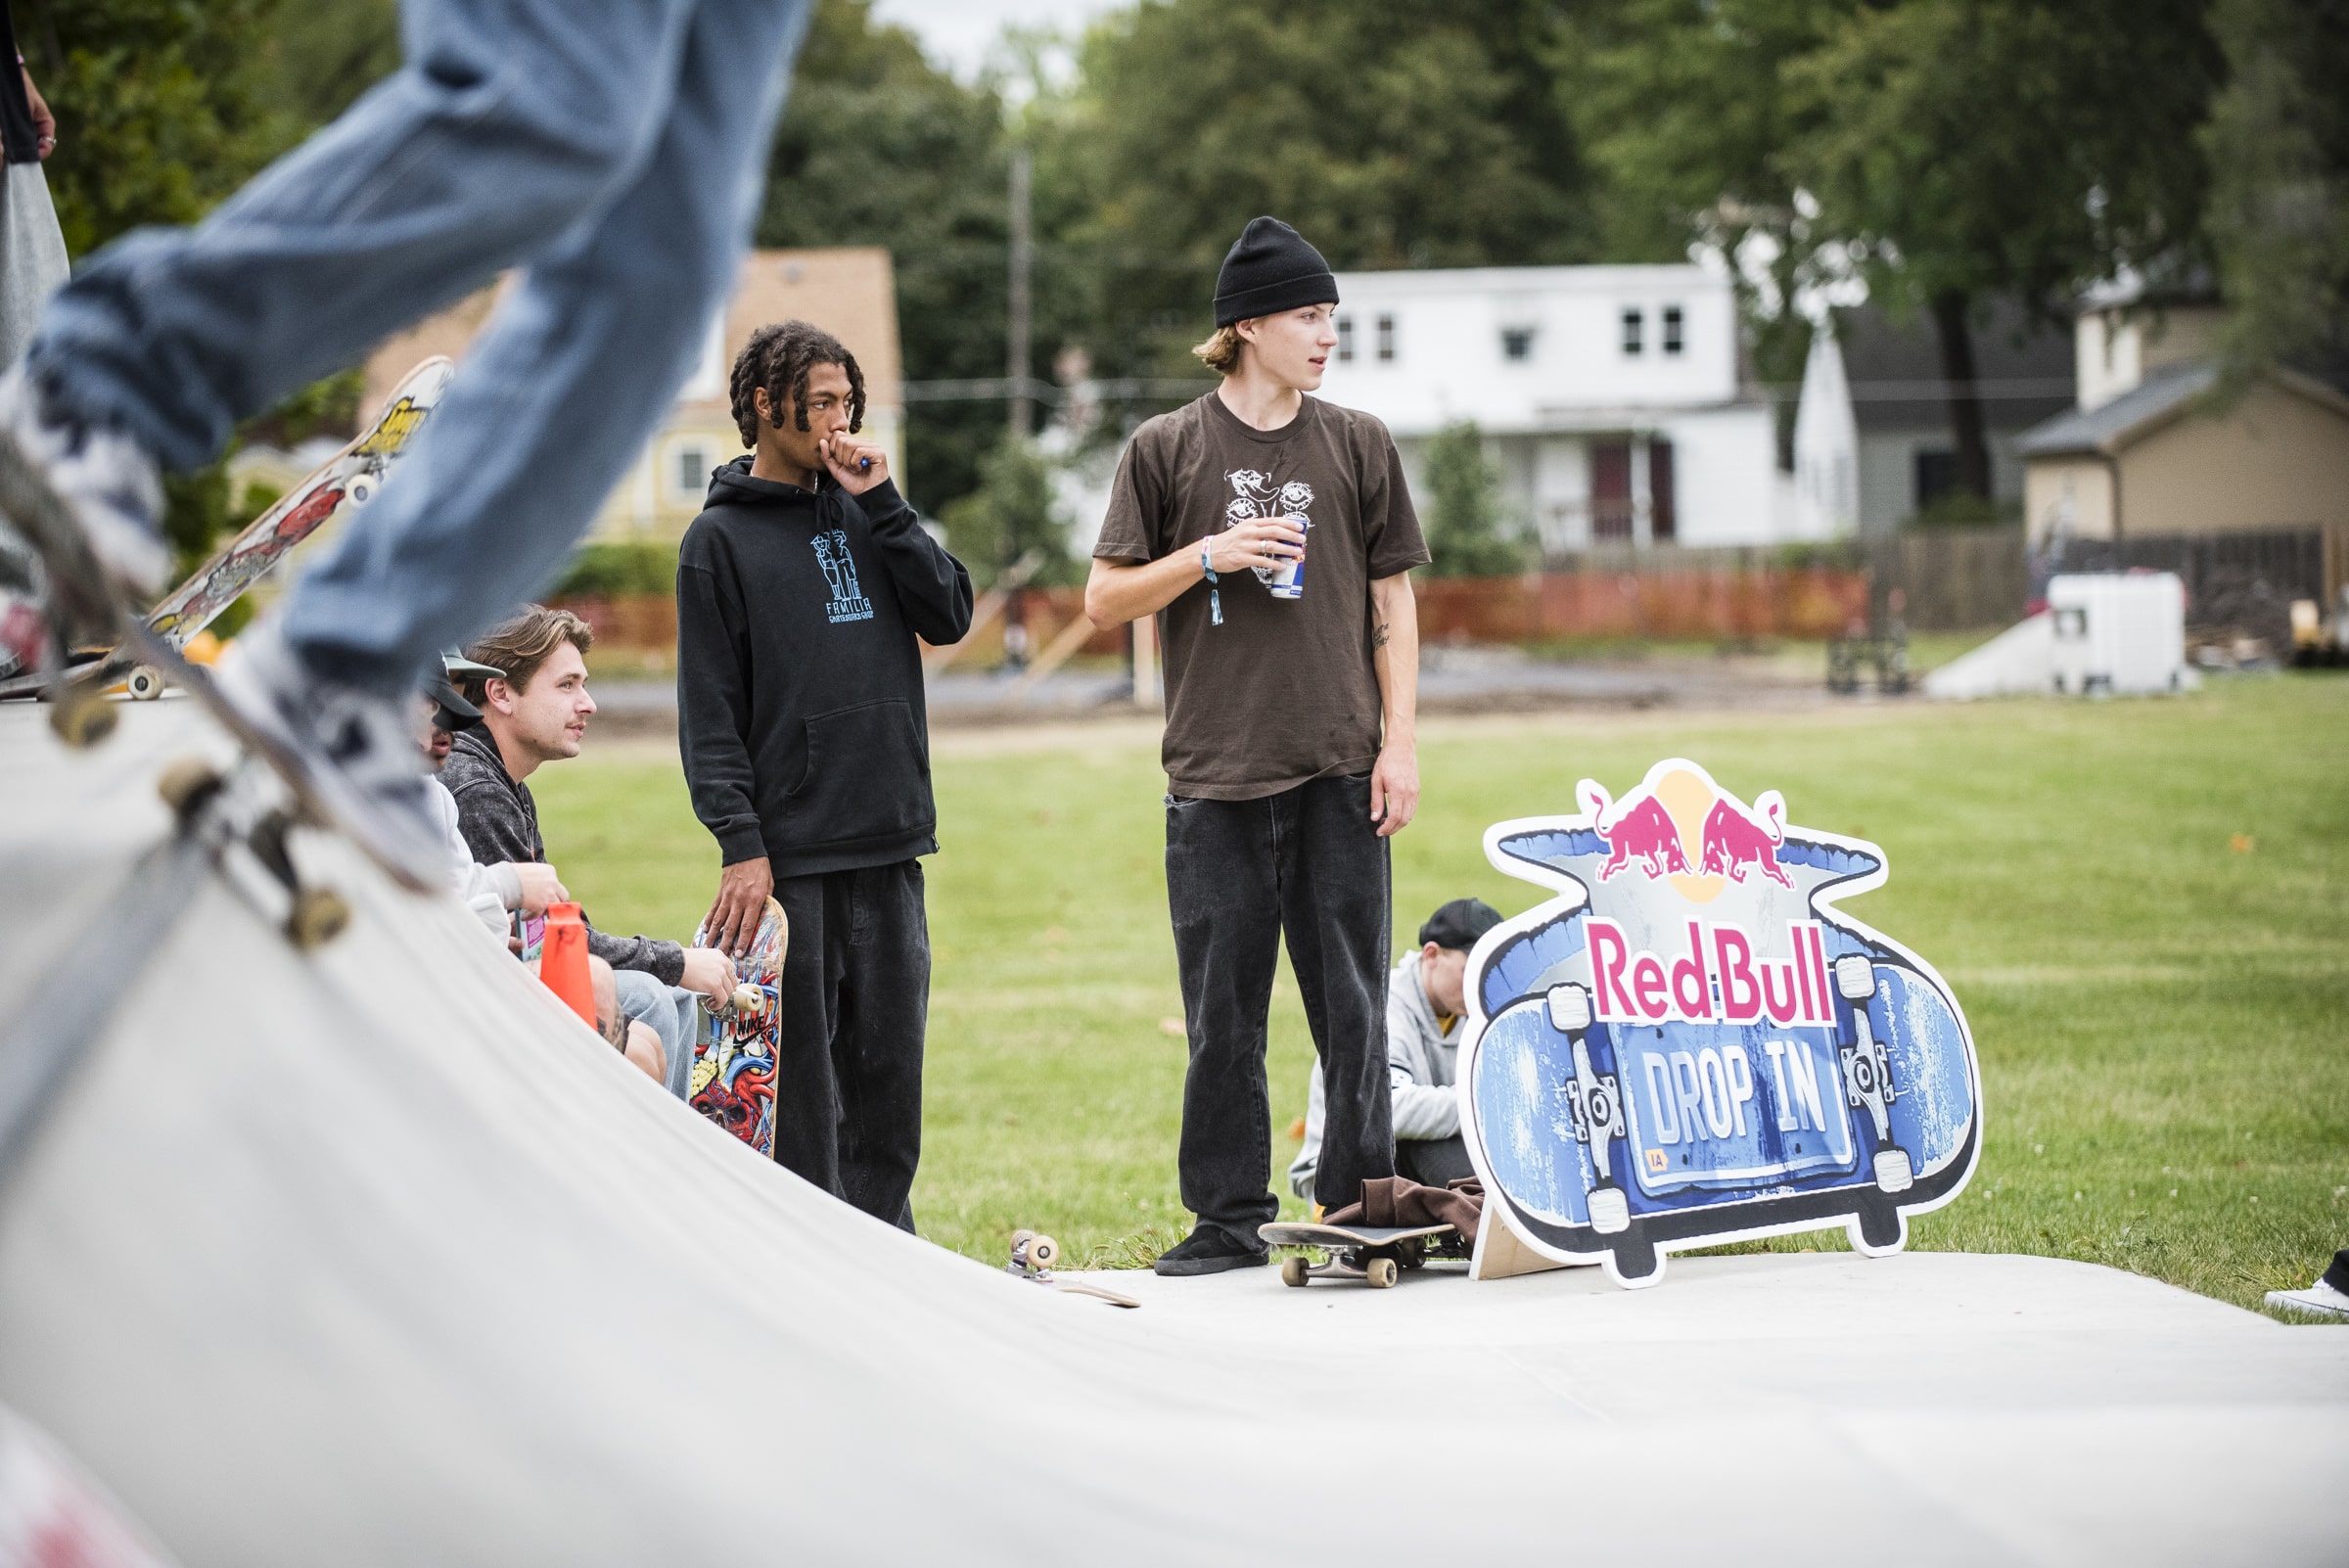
[{"xmin": 1320, "ymin": 1176, "xmax": 1484, "ymax": 1244}]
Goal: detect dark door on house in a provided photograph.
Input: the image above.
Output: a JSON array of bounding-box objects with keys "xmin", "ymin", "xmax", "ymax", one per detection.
[
  {"xmin": 1648, "ymin": 438, "xmax": 1676, "ymax": 542},
  {"xmin": 1591, "ymin": 439, "xmax": 1633, "ymax": 541}
]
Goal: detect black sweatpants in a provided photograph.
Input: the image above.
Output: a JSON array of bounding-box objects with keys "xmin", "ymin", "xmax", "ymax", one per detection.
[
  {"xmin": 770, "ymin": 859, "xmax": 928, "ymax": 1232},
  {"xmin": 1166, "ymin": 772, "xmax": 1396, "ymax": 1249}
]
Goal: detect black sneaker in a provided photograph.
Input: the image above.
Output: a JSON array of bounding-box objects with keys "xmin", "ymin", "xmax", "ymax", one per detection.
[{"xmin": 1151, "ymin": 1228, "xmax": 1267, "ymax": 1277}]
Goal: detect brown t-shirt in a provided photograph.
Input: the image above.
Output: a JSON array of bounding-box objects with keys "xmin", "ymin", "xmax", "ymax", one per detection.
[{"xmin": 1094, "ymin": 392, "xmax": 1429, "ymax": 799}]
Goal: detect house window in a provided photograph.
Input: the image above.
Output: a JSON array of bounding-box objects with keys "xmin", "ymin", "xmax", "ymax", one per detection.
[
  {"xmin": 1336, "ymin": 315, "xmax": 1355, "ymax": 363},
  {"xmin": 1376, "ymin": 313, "xmax": 1397, "ymax": 362},
  {"xmin": 675, "ymin": 442, "xmax": 712, "ymax": 494},
  {"xmin": 1501, "ymin": 327, "xmax": 1536, "ymax": 362},
  {"xmin": 1914, "ymin": 449, "xmax": 1959, "ymax": 512},
  {"xmin": 1620, "ymin": 307, "xmax": 1644, "ymax": 356},
  {"xmin": 1662, "ymin": 305, "xmax": 1683, "ymax": 356}
]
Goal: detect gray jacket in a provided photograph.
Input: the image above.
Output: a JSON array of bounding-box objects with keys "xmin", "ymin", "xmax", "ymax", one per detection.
[{"xmin": 1288, "ymin": 949, "xmax": 1460, "ymax": 1203}]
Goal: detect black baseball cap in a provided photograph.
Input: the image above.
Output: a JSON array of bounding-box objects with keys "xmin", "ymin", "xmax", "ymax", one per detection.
[{"xmin": 1419, "ymin": 898, "xmax": 1501, "ymax": 952}]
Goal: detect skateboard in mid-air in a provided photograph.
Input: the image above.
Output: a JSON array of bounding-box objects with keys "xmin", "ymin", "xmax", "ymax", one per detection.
[
  {"xmin": 0, "ymin": 356, "xmax": 454, "ymax": 704},
  {"xmin": 0, "ymin": 406, "xmax": 439, "ymax": 900},
  {"xmin": 1005, "ymin": 1229, "xmax": 1139, "ymax": 1308},
  {"xmin": 688, "ymin": 896, "xmax": 785, "ymax": 1156},
  {"xmin": 1260, "ymin": 1221, "xmax": 1462, "ymax": 1289}
]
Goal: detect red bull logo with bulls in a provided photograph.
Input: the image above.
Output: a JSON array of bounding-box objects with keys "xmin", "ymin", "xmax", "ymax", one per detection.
[{"xmin": 1457, "ymin": 760, "xmax": 1981, "ymax": 1288}]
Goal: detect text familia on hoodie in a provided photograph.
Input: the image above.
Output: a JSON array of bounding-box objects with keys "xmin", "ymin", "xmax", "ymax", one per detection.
[{"xmin": 676, "ymin": 456, "xmax": 975, "ymax": 878}]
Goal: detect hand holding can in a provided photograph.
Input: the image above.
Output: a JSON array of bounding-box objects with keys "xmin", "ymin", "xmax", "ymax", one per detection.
[{"xmin": 1267, "ymin": 514, "xmax": 1309, "ymax": 599}]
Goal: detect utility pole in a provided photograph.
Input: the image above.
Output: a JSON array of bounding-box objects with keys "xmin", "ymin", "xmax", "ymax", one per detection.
[{"xmin": 1007, "ymin": 147, "xmax": 1034, "ymax": 440}]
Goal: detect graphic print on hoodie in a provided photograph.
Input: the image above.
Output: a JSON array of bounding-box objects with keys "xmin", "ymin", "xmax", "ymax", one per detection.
[{"xmin": 676, "ymin": 456, "xmax": 974, "ymax": 879}]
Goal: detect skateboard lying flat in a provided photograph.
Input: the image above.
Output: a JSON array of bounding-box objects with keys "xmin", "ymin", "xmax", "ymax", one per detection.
[
  {"xmin": 688, "ymin": 896, "xmax": 785, "ymax": 1155},
  {"xmin": 1005, "ymin": 1229, "xmax": 1139, "ymax": 1308},
  {"xmin": 1260, "ymin": 1221, "xmax": 1461, "ymax": 1289},
  {"xmin": 0, "ymin": 356, "xmax": 453, "ymax": 703}
]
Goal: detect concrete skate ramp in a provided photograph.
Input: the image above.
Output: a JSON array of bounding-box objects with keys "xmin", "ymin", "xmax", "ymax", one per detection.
[{"xmin": 0, "ymin": 702, "xmax": 2341, "ymax": 1566}]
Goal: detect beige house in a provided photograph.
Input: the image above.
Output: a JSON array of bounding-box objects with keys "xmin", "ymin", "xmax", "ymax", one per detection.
[
  {"xmin": 2021, "ymin": 300, "xmax": 2349, "ymax": 548},
  {"xmin": 361, "ymin": 248, "xmax": 904, "ymax": 541}
]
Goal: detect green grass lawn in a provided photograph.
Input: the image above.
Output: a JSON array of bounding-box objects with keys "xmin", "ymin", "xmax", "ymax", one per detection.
[{"xmin": 533, "ymin": 674, "xmax": 2349, "ymax": 1315}]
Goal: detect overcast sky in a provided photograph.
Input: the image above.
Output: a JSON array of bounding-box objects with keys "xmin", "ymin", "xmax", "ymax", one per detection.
[{"xmin": 869, "ymin": 0, "xmax": 1131, "ymax": 79}]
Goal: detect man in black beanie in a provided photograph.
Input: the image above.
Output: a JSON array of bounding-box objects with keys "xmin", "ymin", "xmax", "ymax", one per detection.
[{"xmin": 1084, "ymin": 215, "xmax": 1430, "ymax": 1275}]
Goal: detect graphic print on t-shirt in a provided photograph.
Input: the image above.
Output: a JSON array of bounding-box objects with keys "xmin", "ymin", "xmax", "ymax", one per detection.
[
  {"xmin": 811, "ymin": 530, "xmax": 874, "ymax": 623},
  {"xmin": 1223, "ymin": 468, "xmax": 1314, "ymax": 586}
]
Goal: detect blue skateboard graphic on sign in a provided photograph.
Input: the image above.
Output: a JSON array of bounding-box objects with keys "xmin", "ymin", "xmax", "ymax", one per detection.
[{"xmin": 1459, "ymin": 761, "xmax": 1981, "ymax": 1288}]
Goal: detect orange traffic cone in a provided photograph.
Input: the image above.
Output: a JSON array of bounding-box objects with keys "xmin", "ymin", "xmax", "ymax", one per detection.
[{"xmin": 541, "ymin": 901, "xmax": 596, "ymax": 1029}]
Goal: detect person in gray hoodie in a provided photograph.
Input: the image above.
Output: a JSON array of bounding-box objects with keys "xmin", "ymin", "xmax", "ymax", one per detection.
[{"xmin": 1289, "ymin": 898, "xmax": 1501, "ymax": 1208}]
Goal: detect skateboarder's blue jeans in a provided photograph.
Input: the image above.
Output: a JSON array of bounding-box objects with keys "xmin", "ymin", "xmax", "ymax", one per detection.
[
  {"xmin": 20, "ymin": 0, "xmax": 811, "ymax": 695},
  {"xmin": 611, "ymin": 970, "xmax": 698, "ymax": 1101},
  {"xmin": 1165, "ymin": 773, "xmax": 1397, "ymax": 1248}
]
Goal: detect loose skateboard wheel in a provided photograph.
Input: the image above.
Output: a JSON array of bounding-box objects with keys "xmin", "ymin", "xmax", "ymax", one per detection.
[
  {"xmin": 49, "ymin": 684, "xmax": 116, "ymax": 749},
  {"xmin": 125, "ymin": 664, "xmax": 166, "ymax": 701},
  {"xmin": 1280, "ymin": 1255, "xmax": 1310, "ymax": 1288},
  {"xmin": 1027, "ymin": 1234, "xmax": 1059, "ymax": 1269},
  {"xmin": 287, "ymin": 886, "xmax": 351, "ymax": 950},
  {"xmin": 1365, "ymin": 1258, "xmax": 1399, "ymax": 1289},
  {"xmin": 156, "ymin": 756, "xmax": 224, "ymax": 818}
]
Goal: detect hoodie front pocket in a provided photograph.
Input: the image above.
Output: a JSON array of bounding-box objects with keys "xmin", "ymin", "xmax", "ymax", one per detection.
[{"xmin": 785, "ymin": 699, "xmax": 931, "ymax": 843}]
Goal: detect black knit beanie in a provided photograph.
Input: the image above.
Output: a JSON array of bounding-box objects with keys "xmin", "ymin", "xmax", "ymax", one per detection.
[{"xmin": 1213, "ymin": 217, "xmax": 1340, "ymax": 327}]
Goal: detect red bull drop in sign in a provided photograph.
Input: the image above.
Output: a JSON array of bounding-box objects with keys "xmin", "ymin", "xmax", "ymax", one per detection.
[{"xmin": 1459, "ymin": 760, "xmax": 1981, "ymax": 1288}]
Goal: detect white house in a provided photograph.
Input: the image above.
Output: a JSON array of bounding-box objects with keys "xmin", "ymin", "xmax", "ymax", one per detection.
[{"xmin": 1313, "ymin": 264, "xmax": 1793, "ymax": 550}]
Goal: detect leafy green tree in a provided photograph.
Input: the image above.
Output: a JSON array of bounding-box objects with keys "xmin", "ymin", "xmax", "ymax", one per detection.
[
  {"xmin": 2199, "ymin": 0, "xmax": 2349, "ymax": 384},
  {"xmin": 1420, "ymin": 422, "xmax": 1528, "ymax": 578},
  {"xmin": 937, "ymin": 435, "xmax": 1074, "ymax": 589},
  {"xmin": 1048, "ymin": 0, "xmax": 1598, "ymax": 378}
]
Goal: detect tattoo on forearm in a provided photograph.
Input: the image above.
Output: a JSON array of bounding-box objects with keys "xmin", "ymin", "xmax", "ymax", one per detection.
[{"xmin": 1371, "ymin": 621, "xmax": 1390, "ymax": 650}]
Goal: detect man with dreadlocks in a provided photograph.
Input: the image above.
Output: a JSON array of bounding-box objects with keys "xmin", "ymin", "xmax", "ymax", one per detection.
[{"xmin": 677, "ymin": 319, "xmax": 973, "ymax": 1228}]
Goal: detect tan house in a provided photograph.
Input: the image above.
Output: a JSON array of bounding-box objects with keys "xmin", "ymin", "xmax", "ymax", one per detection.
[
  {"xmin": 2021, "ymin": 300, "xmax": 2349, "ymax": 548},
  {"xmin": 360, "ymin": 248, "xmax": 904, "ymax": 541}
]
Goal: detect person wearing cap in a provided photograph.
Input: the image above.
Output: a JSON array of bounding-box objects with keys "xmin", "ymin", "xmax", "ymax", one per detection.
[
  {"xmin": 1289, "ymin": 898, "xmax": 1502, "ymax": 1208},
  {"xmin": 1084, "ymin": 216, "xmax": 1430, "ymax": 1276},
  {"xmin": 414, "ymin": 653, "xmax": 568, "ymax": 939}
]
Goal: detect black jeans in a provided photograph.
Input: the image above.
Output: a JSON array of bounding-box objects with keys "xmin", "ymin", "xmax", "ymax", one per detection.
[
  {"xmin": 1398, "ymin": 1133, "xmax": 1475, "ymax": 1190},
  {"xmin": 770, "ymin": 860, "xmax": 928, "ymax": 1232},
  {"xmin": 1166, "ymin": 772, "xmax": 1395, "ymax": 1248}
]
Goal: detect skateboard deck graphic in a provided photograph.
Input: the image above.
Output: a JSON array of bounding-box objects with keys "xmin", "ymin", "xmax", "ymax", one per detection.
[
  {"xmin": 689, "ymin": 898, "xmax": 785, "ymax": 1156},
  {"xmin": 1260, "ymin": 1221, "xmax": 1460, "ymax": 1289},
  {"xmin": 0, "ymin": 357, "xmax": 454, "ymax": 703}
]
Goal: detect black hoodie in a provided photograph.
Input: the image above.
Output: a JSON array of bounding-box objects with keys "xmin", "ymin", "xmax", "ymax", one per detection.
[{"xmin": 676, "ymin": 457, "xmax": 974, "ymax": 878}]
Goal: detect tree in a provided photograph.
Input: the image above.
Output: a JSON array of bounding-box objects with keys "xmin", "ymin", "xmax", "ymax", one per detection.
[
  {"xmin": 16, "ymin": 0, "xmax": 295, "ymax": 259},
  {"xmin": 1785, "ymin": 1, "xmax": 2220, "ymax": 500},
  {"xmin": 1571, "ymin": 1, "xmax": 2223, "ymax": 504},
  {"xmin": 936, "ymin": 435, "xmax": 1075, "ymax": 590},
  {"xmin": 1050, "ymin": 0, "xmax": 1599, "ymax": 379},
  {"xmin": 2199, "ymin": 0, "xmax": 2349, "ymax": 385},
  {"xmin": 1420, "ymin": 422, "xmax": 1529, "ymax": 578}
]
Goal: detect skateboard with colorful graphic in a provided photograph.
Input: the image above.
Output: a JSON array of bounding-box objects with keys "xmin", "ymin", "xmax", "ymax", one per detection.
[
  {"xmin": 688, "ymin": 897, "xmax": 785, "ymax": 1156},
  {"xmin": 1005, "ymin": 1230, "xmax": 1140, "ymax": 1308},
  {"xmin": 1260, "ymin": 1221, "xmax": 1460, "ymax": 1289},
  {"xmin": 1457, "ymin": 760, "xmax": 1981, "ymax": 1289},
  {"xmin": 0, "ymin": 356, "xmax": 454, "ymax": 703}
]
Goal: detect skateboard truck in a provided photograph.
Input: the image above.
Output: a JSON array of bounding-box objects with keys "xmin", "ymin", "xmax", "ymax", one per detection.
[
  {"xmin": 158, "ymin": 756, "xmax": 350, "ymax": 950},
  {"xmin": 1833, "ymin": 955, "xmax": 1911, "ymax": 1193},
  {"xmin": 1547, "ymin": 984, "xmax": 1632, "ymax": 1233},
  {"xmin": 1006, "ymin": 1230, "xmax": 1138, "ymax": 1308}
]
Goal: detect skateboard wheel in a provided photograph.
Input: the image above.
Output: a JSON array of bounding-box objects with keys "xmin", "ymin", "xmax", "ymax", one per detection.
[
  {"xmin": 731, "ymin": 983, "xmax": 763, "ymax": 1014},
  {"xmin": 1546, "ymin": 983, "xmax": 1592, "ymax": 1033},
  {"xmin": 156, "ymin": 756, "xmax": 224, "ymax": 818},
  {"xmin": 125, "ymin": 664, "xmax": 166, "ymax": 701},
  {"xmin": 1365, "ymin": 1258, "xmax": 1399, "ymax": 1289},
  {"xmin": 49, "ymin": 685, "xmax": 115, "ymax": 749},
  {"xmin": 1280, "ymin": 1255, "xmax": 1310, "ymax": 1288},
  {"xmin": 1587, "ymin": 1185, "xmax": 1632, "ymax": 1234},
  {"xmin": 1027, "ymin": 1234, "xmax": 1059, "ymax": 1270},
  {"xmin": 287, "ymin": 886, "xmax": 351, "ymax": 950},
  {"xmin": 1835, "ymin": 955, "xmax": 1877, "ymax": 1001}
]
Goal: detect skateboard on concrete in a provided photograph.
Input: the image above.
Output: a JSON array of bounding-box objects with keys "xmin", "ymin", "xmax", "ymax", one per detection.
[
  {"xmin": 1260, "ymin": 1221, "xmax": 1462, "ymax": 1289},
  {"xmin": 0, "ymin": 357, "xmax": 454, "ymax": 704},
  {"xmin": 688, "ymin": 897, "xmax": 784, "ymax": 1156},
  {"xmin": 1005, "ymin": 1230, "xmax": 1139, "ymax": 1308},
  {"xmin": 0, "ymin": 416, "xmax": 437, "ymax": 901}
]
